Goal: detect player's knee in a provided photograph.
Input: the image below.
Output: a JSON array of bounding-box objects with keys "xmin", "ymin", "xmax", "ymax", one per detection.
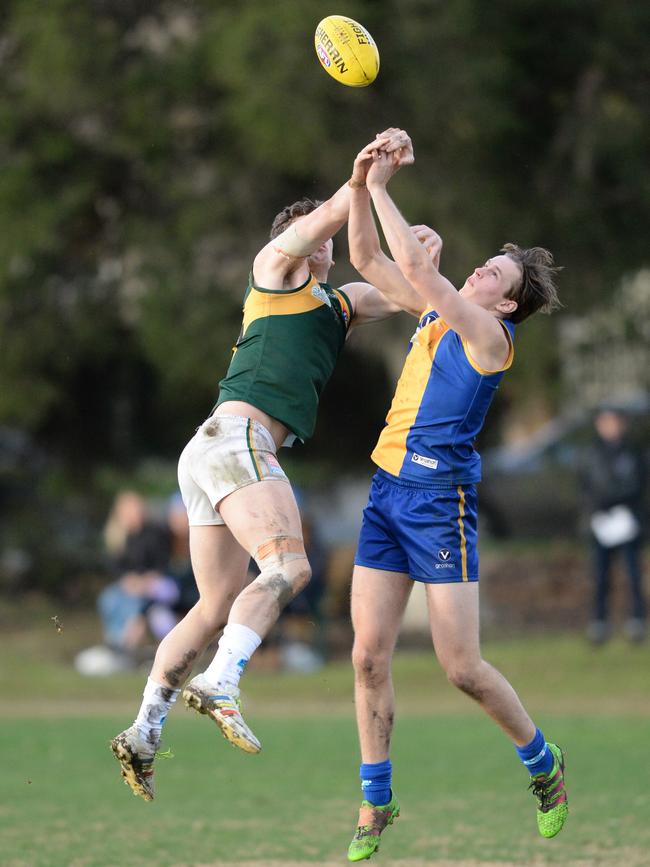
[
  {"xmin": 288, "ymin": 558, "xmax": 312, "ymax": 595},
  {"xmin": 351, "ymin": 644, "xmax": 390, "ymax": 686},
  {"xmin": 253, "ymin": 535, "xmax": 311, "ymax": 603},
  {"xmin": 193, "ymin": 598, "xmax": 227, "ymax": 636}
]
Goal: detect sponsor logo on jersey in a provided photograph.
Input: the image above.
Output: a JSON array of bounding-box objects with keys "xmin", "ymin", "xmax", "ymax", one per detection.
[{"xmin": 411, "ymin": 452, "xmax": 439, "ymax": 470}]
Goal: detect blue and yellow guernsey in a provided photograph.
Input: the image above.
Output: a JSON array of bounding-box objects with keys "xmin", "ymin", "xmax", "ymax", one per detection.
[
  {"xmin": 216, "ymin": 272, "xmax": 352, "ymax": 443},
  {"xmin": 372, "ymin": 309, "xmax": 515, "ymax": 485}
]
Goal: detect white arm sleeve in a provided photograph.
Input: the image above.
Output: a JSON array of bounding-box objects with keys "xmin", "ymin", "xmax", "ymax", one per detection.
[{"xmin": 273, "ymin": 223, "xmax": 317, "ymax": 258}]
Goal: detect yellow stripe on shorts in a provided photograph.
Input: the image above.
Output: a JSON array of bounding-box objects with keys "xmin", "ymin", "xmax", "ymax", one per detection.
[
  {"xmin": 457, "ymin": 485, "xmax": 468, "ymax": 581},
  {"xmin": 245, "ymin": 420, "xmax": 262, "ymax": 481}
]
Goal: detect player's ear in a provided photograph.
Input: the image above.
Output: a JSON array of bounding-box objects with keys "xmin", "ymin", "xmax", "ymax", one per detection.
[{"xmin": 496, "ymin": 297, "xmax": 517, "ymax": 317}]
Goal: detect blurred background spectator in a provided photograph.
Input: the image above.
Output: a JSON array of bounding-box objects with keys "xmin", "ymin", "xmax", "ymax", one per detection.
[
  {"xmin": 580, "ymin": 409, "xmax": 647, "ymax": 644},
  {"xmin": 76, "ymin": 490, "xmax": 197, "ymax": 674}
]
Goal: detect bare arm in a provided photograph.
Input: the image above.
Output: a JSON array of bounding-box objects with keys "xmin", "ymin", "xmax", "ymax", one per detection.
[
  {"xmin": 253, "ymin": 182, "xmax": 352, "ymax": 290},
  {"xmin": 367, "ymin": 155, "xmax": 509, "ymax": 369},
  {"xmin": 340, "ymin": 281, "xmax": 402, "ymax": 327},
  {"xmin": 348, "ymin": 137, "xmax": 439, "ymax": 318},
  {"xmin": 253, "ymin": 129, "xmax": 413, "ymax": 291},
  {"xmin": 348, "ymin": 185, "xmax": 425, "ymax": 317}
]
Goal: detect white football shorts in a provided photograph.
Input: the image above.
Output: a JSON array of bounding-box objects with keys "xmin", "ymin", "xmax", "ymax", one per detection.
[{"xmin": 177, "ymin": 414, "xmax": 289, "ymax": 526}]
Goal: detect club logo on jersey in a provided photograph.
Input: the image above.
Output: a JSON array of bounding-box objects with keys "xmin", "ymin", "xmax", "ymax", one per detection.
[
  {"xmin": 411, "ymin": 452, "xmax": 439, "ymax": 470},
  {"xmin": 410, "ymin": 310, "xmax": 439, "ymax": 344},
  {"xmin": 311, "ymin": 285, "xmax": 332, "ymax": 307}
]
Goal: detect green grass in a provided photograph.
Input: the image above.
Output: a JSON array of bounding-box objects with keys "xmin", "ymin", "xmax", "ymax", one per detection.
[
  {"xmin": 3, "ymin": 715, "xmax": 650, "ymax": 866},
  {"xmin": 1, "ymin": 616, "xmax": 649, "ymax": 865}
]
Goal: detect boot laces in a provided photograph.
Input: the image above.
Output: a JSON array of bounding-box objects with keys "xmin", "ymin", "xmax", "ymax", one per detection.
[{"xmin": 529, "ymin": 774, "xmax": 557, "ymax": 811}]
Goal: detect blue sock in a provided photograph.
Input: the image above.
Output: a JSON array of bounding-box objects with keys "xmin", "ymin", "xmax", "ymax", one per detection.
[
  {"xmin": 516, "ymin": 728, "xmax": 554, "ymax": 776},
  {"xmin": 360, "ymin": 759, "xmax": 392, "ymax": 806}
]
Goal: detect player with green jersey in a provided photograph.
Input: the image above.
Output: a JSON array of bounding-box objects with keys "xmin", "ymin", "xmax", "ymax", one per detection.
[
  {"xmin": 217, "ymin": 270, "xmax": 353, "ymax": 443},
  {"xmin": 110, "ymin": 129, "xmax": 434, "ymax": 801}
]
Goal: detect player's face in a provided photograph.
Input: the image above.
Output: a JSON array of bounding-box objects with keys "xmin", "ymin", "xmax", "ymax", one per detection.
[
  {"xmin": 308, "ymin": 238, "xmax": 334, "ymax": 272},
  {"xmin": 459, "ymin": 254, "xmax": 522, "ymax": 311}
]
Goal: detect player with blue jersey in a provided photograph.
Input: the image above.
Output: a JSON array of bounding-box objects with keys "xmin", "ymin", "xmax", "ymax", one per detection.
[{"xmin": 345, "ymin": 132, "xmax": 567, "ymax": 861}]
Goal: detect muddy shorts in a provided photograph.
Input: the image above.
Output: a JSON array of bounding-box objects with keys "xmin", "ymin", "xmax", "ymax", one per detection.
[{"xmin": 177, "ymin": 414, "xmax": 289, "ymax": 526}]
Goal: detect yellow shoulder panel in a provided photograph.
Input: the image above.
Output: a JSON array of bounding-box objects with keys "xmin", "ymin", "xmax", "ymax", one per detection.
[{"xmin": 242, "ymin": 276, "xmax": 327, "ymax": 334}]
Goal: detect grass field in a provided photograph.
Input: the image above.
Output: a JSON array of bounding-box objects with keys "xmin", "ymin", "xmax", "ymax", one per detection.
[{"xmin": 1, "ymin": 613, "xmax": 649, "ymax": 866}]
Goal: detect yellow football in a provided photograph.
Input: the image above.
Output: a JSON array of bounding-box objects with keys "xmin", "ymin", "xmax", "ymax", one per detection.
[{"xmin": 314, "ymin": 15, "xmax": 379, "ymax": 87}]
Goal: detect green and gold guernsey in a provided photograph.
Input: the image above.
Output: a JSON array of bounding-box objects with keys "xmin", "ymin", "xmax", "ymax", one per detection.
[{"xmin": 216, "ymin": 271, "xmax": 353, "ymax": 443}]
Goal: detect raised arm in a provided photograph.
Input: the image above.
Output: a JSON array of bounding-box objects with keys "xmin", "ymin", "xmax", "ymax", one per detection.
[
  {"xmin": 254, "ymin": 130, "xmax": 413, "ymax": 291},
  {"xmin": 253, "ymin": 182, "xmax": 352, "ymax": 289},
  {"xmin": 347, "ymin": 137, "xmax": 440, "ymax": 319},
  {"xmin": 366, "ymin": 151, "xmax": 510, "ymax": 370}
]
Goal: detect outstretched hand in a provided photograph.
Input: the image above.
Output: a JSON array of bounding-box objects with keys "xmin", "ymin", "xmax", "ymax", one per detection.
[
  {"xmin": 350, "ymin": 128, "xmax": 414, "ymax": 189},
  {"xmin": 366, "ymin": 149, "xmax": 401, "ymax": 188},
  {"xmin": 374, "ymin": 127, "xmax": 414, "ymax": 167}
]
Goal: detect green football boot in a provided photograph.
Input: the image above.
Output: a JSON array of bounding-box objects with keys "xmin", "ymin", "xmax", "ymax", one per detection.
[
  {"xmin": 347, "ymin": 794, "xmax": 400, "ymax": 861},
  {"xmin": 529, "ymin": 743, "xmax": 568, "ymax": 838}
]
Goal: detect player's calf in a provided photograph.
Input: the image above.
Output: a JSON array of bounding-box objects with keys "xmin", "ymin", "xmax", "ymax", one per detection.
[{"xmin": 182, "ymin": 536, "xmax": 310, "ymax": 754}]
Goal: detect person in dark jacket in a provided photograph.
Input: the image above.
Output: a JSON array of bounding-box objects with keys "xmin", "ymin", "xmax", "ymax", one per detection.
[{"xmin": 581, "ymin": 409, "xmax": 647, "ymax": 643}]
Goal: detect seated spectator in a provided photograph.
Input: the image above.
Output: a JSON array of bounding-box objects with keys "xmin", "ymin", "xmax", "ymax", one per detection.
[
  {"xmin": 77, "ymin": 491, "xmax": 197, "ymax": 675},
  {"xmin": 97, "ymin": 490, "xmax": 176, "ymax": 652}
]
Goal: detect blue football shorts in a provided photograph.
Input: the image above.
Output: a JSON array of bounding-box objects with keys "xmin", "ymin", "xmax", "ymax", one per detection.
[{"xmin": 354, "ymin": 469, "xmax": 479, "ymax": 583}]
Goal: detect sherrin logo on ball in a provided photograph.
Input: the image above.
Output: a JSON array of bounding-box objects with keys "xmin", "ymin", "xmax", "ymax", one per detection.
[{"xmin": 314, "ymin": 15, "xmax": 379, "ymax": 87}]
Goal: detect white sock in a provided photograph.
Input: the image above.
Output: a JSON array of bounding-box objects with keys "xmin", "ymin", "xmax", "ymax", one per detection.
[
  {"xmin": 133, "ymin": 677, "xmax": 180, "ymax": 744},
  {"xmin": 202, "ymin": 623, "xmax": 262, "ymax": 691}
]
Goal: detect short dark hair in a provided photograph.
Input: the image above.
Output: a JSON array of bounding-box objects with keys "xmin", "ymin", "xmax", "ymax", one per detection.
[
  {"xmin": 501, "ymin": 243, "xmax": 562, "ymax": 324},
  {"xmin": 269, "ymin": 198, "xmax": 323, "ymax": 239}
]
